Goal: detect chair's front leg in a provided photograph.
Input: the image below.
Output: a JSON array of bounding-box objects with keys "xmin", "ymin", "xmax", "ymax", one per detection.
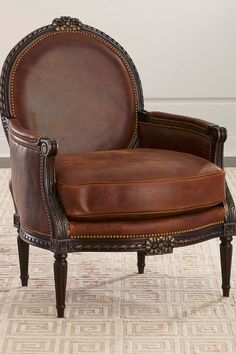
[
  {"xmin": 137, "ymin": 251, "xmax": 145, "ymax": 274},
  {"xmin": 54, "ymin": 253, "xmax": 68, "ymax": 318},
  {"xmin": 220, "ymin": 236, "xmax": 233, "ymax": 297},
  {"xmin": 17, "ymin": 235, "xmax": 29, "ymax": 286}
]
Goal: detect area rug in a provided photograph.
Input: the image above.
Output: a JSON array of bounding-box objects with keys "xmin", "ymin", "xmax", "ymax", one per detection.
[{"xmin": 0, "ymin": 168, "xmax": 235, "ymax": 354}]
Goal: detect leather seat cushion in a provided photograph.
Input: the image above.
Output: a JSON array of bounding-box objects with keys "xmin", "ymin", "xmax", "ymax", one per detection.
[
  {"xmin": 69, "ymin": 205, "xmax": 225, "ymax": 238},
  {"xmin": 55, "ymin": 148, "xmax": 225, "ymax": 221}
]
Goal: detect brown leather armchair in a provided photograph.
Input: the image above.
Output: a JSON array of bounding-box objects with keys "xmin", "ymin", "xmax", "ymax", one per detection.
[{"xmin": 1, "ymin": 17, "xmax": 235, "ymax": 318}]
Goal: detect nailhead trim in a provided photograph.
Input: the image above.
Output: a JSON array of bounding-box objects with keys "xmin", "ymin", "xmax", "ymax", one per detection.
[
  {"xmin": 70, "ymin": 221, "xmax": 224, "ymax": 239},
  {"xmin": 20, "ymin": 230, "xmax": 50, "ymax": 247},
  {"xmin": 148, "ymin": 115, "xmax": 213, "ymax": 160},
  {"xmin": 10, "ymin": 133, "xmax": 39, "ymax": 151},
  {"xmin": 10, "ymin": 30, "xmax": 138, "ymax": 148},
  {"xmin": 9, "ymin": 133, "xmax": 53, "ymax": 236},
  {"xmin": 148, "ymin": 115, "xmax": 209, "ymax": 131},
  {"xmin": 39, "ymin": 153, "xmax": 53, "ymax": 235}
]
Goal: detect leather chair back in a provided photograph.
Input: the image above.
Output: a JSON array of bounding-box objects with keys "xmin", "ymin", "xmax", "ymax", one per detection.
[{"xmin": 0, "ymin": 17, "xmax": 143, "ymax": 153}]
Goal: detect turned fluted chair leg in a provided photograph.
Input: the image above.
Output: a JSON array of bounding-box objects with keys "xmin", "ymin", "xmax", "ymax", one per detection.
[
  {"xmin": 220, "ymin": 236, "xmax": 233, "ymax": 297},
  {"xmin": 17, "ymin": 235, "xmax": 29, "ymax": 286},
  {"xmin": 54, "ymin": 253, "xmax": 68, "ymax": 318},
  {"xmin": 137, "ymin": 251, "xmax": 145, "ymax": 274}
]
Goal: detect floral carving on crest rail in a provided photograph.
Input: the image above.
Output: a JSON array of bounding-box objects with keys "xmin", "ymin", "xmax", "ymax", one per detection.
[{"xmin": 52, "ymin": 17, "xmax": 82, "ymax": 31}]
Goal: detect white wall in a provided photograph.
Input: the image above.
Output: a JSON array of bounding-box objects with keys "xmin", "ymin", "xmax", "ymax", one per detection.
[{"xmin": 0, "ymin": 0, "xmax": 236, "ymax": 156}]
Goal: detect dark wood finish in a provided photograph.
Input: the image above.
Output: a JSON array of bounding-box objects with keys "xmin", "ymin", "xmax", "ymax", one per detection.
[
  {"xmin": 220, "ymin": 236, "xmax": 233, "ymax": 297},
  {"xmin": 54, "ymin": 253, "xmax": 68, "ymax": 318},
  {"xmin": 19, "ymin": 221, "xmax": 224, "ymax": 253},
  {"xmin": 137, "ymin": 251, "xmax": 145, "ymax": 274},
  {"xmin": 17, "ymin": 235, "xmax": 29, "ymax": 286}
]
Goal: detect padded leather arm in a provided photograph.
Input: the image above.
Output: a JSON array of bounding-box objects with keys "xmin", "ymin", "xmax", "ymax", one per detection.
[
  {"xmin": 138, "ymin": 110, "xmax": 227, "ymax": 168},
  {"xmin": 9, "ymin": 118, "xmax": 42, "ymax": 145},
  {"xmin": 8, "ymin": 119, "xmax": 68, "ymax": 238}
]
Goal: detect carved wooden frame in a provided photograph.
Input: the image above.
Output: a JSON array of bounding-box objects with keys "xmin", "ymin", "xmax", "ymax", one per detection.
[
  {"xmin": 1, "ymin": 16, "xmax": 236, "ymax": 317},
  {"xmin": 1, "ymin": 16, "xmax": 235, "ymax": 256}
]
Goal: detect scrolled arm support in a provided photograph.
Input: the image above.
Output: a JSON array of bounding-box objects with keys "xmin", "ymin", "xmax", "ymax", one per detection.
[
  {"xmin": 39, "ymin": 137, "xmax": 69, "ymax": 241},
  {"xmin": 208, "ymin": 125, "xmax": 227, "ymax": 168},
  {"xmin": 40, "ymin": 138, "xmax": 58, "ymax": 157}
]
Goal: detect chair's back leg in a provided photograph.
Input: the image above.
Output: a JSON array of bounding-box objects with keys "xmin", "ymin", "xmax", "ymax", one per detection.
[
  {"xmin": 17, "ymin": 235, "xmax": 29, "ymax": 286},
  {"xmin": 137, "ymin": 251, "xmax": 145, "ymax": 274},
  {"xmin": 220, "ymin": 236, "xmax": 233, "ymax": 297},
  {"xmin": 54, "ymin": 253, "xmax": 68, "ymax": 318}
]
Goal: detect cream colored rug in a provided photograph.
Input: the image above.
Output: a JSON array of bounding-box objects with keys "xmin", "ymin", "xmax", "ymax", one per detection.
[{"xmin": 0, "ymin": 168, "xmax": 236, "ymax": 354}]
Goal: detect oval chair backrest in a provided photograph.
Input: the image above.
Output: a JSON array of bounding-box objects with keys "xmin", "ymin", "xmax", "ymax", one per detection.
[{"xmin": 0, "ymin": 17, "xmax": 143, "ymax": 154}]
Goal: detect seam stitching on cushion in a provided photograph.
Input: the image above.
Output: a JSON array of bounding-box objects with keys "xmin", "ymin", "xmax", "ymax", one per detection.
[
  {"xmin": 65, "ymin": 201, "xmax": 223, "ymax": 218},
  {"xmin": 56, "ymin": 171, "xmax": 224, "ymax": 187}
]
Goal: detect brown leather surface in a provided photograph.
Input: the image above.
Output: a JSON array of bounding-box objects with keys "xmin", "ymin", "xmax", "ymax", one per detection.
[
  {"xmin": 69, "ymin": 205, "xmax": 225, "ymax": 237},
  {"xmin": 138, "ymin": 111, "xmax": 214, "ymax": 161},
  {"xmin": 146, "ymin": 111, "xmax": 213, "ymax": 128},
  {"xmin": 9, "ymin": 118, "xmax": 41, "ymax": 144},
  {"xmin": 12, "ymin": 32, "xmax": 137, "ymax": 154},
  {"xmin": 55, "ymin": 148, "xmax": 225, "ymax": 221},
  {"xmin": 9, "ymin": 121, "xmax": 52, "ymax": 236}
]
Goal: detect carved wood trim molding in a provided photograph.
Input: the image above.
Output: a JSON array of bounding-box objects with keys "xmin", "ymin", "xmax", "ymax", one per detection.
[
  {"xmin": 145, "ymin": 236, "xmax": 174, "ymax": 255},
  {"xmin": 18, "ymin": 222, "xmax": 226, "ymax": 255},
  {"xmin": 52, "ymin": 17, "xmax": 82, "ymax": 31}
]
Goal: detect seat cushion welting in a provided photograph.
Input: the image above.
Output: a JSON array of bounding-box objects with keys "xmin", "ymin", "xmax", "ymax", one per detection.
[{"xmin": 55, "ymin": 148, "xmax": 225, "ymax": 221}]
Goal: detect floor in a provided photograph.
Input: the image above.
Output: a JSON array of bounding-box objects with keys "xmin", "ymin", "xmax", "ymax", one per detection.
[{"xmin": 0, "ymin": 169, "xmax": 235, "ymax": 354}]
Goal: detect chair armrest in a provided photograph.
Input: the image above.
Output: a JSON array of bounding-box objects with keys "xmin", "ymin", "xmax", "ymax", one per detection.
[
  {"xmin": 8, "ymin": 119, "xmax": 68, "ymax": 238},
  {"xmin": 138, "ymin": 110, "xmax": 227, "ymax": 168}
]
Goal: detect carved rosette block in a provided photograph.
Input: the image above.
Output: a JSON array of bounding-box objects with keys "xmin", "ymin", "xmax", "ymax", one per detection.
[
  {"xmin": 145, "ymin": 236, "xmax": 174, "ymax": 255},
  {"xmin": 50, "ymin": 239, "xmax": 70, "ymax": 254},
  {"xmin": 52, "ymin": 16, "xmax": 82, "ymax": 31},
  {"xmin": 40, "ymin": 138, "xmax": 58, "ymax": 156},
  {"xmin": 224, "ymin": 223, "xmax": 236, "ymax": 236}
]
